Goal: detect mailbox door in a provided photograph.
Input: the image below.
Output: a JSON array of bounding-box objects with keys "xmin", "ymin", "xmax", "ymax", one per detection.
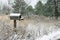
[{"xmin": 10, "ymin": 16, "xmax": 19, "ymax": 20}]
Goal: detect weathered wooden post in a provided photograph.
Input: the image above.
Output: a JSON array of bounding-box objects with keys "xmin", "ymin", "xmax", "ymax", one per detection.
[
  {"xmin": 14, "ymin": 20, "xmax": 16, "ymax": 32},
  {"xmin": 9, "ymin": 13, "xmax": 22, "ymax": 33},
  {"xmin": 14, "ymin": 20, "xmax": 16, "ymax": 28}
]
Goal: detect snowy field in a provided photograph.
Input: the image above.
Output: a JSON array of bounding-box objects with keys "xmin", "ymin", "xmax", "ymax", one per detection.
[{"xmin": 0, "ymin": 15, "xmax": 60, "ymax": 40}]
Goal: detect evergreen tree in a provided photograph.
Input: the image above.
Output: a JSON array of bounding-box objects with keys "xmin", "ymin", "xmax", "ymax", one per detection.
[
  {"xmin": 27, "ymin": 5, "xmax": 34, "ymax": 14},
  {"xmin": 45, "ymin": 0, "xmax": 60, "ymax": 19},
  {"xmin": 35, "ymin": 1, "xmax": 43, "ymax": 15},
  {"xmin": 12, "ymin": 0, "xmax": 27, "ymax": 15},
  {"xmin": 44, "ymin": 0, "xmax": 54, "ymax": 17}
]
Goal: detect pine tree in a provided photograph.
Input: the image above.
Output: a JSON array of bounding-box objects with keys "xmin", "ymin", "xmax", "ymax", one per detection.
[
  {"xmin": 45, "ymin": 0, "xmax": 60, "ymax": 19},
  {"xmin": 35, "ymin": 1, "xmax": 43, "ymax": 15},
  {"xmin": 27, "ymin": 5, "xmax": 34, "ymax": 14},
  {"xmin": 12, "ymin": 0, "xmax": 27, "ymax": 15},
  {"xmin": 44, "ymin": 0, "xmax": 54, "ymax": 17}
]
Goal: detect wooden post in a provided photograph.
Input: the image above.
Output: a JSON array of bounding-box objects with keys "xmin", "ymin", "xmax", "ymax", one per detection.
[
  {"xmin": 14, "ymin": 20, "xmax": 16, "ymax": 32},
  {"xmin": 14, "ymin": 20, "xmax": 16, "ymax": 28}
]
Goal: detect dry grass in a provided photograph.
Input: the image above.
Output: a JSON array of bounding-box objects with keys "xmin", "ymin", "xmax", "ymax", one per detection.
[{"xmin": 0, "ymin": 15, "xmax": 60, "ymax": 40}]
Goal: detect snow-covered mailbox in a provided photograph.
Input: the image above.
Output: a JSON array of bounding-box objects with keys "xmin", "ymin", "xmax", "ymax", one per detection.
[
  {"xmin": 9, "ymin": 13, "xmax": 22, "ymax": 33},
  {"xmin": 10, "ymin": 13, "xmax": 21, "ymax": 20}
]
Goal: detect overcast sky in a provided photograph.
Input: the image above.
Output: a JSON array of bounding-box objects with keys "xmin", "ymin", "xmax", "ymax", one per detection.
[
  {"xmin": 0, "ymin": 0, "xmax": 47, "ymax": 8},
  {"xmin": 25, "ymin": 0, "xmax": 47, "ymax": 8}
]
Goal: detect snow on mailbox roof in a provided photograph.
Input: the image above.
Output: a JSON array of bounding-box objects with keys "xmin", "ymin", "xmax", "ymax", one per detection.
[{"xmin": 10, "ymin": 13, "xmax": 21, "ymax": 16}]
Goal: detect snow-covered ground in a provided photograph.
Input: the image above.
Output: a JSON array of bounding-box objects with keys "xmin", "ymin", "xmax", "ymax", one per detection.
[
  {"xmin": 0, "ymin": 15, "xmax": 60, "ymax": 40},
  {"xmin": 36, "ymin": 30, "xmax": 60, "ymax": 40}
]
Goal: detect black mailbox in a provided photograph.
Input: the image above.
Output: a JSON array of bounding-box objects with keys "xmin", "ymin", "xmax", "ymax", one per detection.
[{"xmin": 10, "ymin": 13, "xmax": 21, "ymax": 20}]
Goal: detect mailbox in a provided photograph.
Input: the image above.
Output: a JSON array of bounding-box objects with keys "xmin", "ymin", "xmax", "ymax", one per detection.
[{"xmin": 10, "ymin": 13, "xmax": 21, "ymax": 20}]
